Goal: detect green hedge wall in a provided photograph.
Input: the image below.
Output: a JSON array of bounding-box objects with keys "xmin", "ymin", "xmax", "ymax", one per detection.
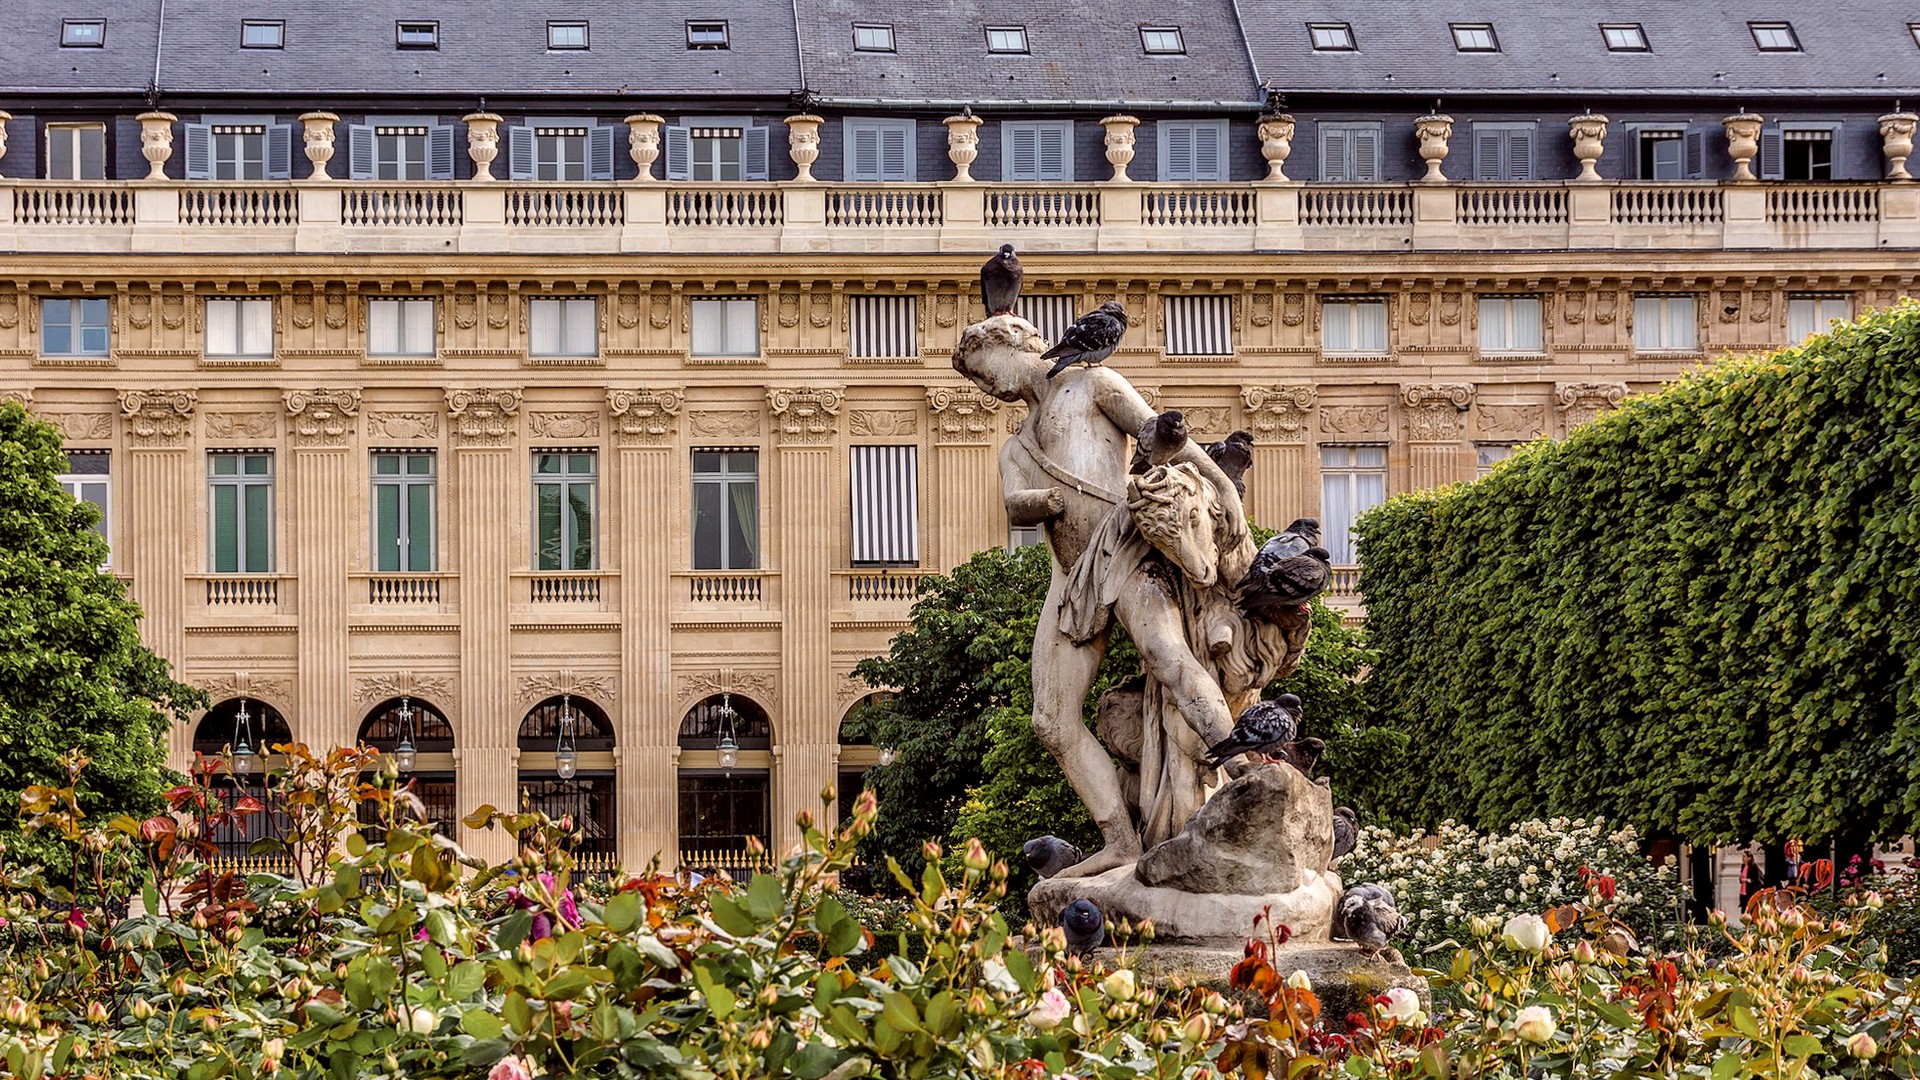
[{"xmin": 1355, "ymin": 303, "xmax": 1920, "ymax": 846}]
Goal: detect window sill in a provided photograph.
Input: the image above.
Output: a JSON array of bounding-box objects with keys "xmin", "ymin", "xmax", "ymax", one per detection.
[
  {"xmin": 35, "ymin": 352, "xmax": 114, "ymax": 367},
  {"xmin": 1318, "ymin": 351, "xmax": 1394, "ymax": 364}
]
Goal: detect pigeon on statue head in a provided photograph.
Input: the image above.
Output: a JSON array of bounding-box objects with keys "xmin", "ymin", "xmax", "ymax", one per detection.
[
  {"xmin": 980, "ymin": 244, "xmax": 1023, "ymax": 317},
  {"xmin": 1042, "ymin": 302, "xmax": 1128, "ymax": 379}
]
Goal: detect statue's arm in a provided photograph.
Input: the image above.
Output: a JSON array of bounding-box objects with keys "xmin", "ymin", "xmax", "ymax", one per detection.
[
  {"xmin": 1092, "ymin": 373, "xmax": 1249, "ymax": 527},
  {"xmin": 1000, "ymin": 439, "xmax": 1064, "ymax": 525}
]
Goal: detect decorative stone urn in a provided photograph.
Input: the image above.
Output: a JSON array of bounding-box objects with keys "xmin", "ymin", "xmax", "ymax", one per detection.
[
  {"xmin": 624, "ymin": 114, "xmax": 664, "ymax": 182},
  {"xmin": 463, "ymin": 112, "xmax": 503, "ymax": 181},
  {"xmin": 1257, "ymin": 112, "xmax": 1296, "ymax": 180},
  {"xmin": 1100, "ymin": 114, "xmax": 1140, "ymax": 182},
  {"xmin": 944, "ymin": 110, "xmax": 982, "ymax": 182},
  {"xmin": 298, "ymin": 112, "xmax": 339, "ymax": 180},
  {"xmin": 1723, "ymin": 112, "xmax": 1764, "ymax": 181},
  {"xmin": 0, "ymin": 111, "xmax": 10, "ymax": 178},
  {"xmin": 784, "ymin": 113, "xmax": 823, "ymax": 182},
  {"xmin": 1414, "ymin": 114, "xmax": 1454, "ymax": 182},
  {"xmin": 1880, "ymin": 112, "xmax": 1918, "ymax": 181},
  {"xmin": 1568, "ymin": 113, "xmax": 1609, "ymax": 181},
  {"xmin": 136, "ymin": 111, "xmax": 177, "ymax": 180}
]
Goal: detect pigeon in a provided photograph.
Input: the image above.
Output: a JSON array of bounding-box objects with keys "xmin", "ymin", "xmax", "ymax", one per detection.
[
  {"xmin": 1332, "ymin": 883, "xmax": 1406, "ymax": 954},
  {"xmin": 1022, "ymin": 836, "xmax": 1087, "ymax": 879},
  {"xmin": 980, "ymin": 244, "xmax": 1023, "ymax": 316},
  {"xmin": 1203, "ymin": 694, "xmax": 1301, "ymax": 769},
  {"xmin": 1276, "ymin": 736, "xmax": 1326, "ymax": 777},
  {"xmin": 1128, "ymin": 410, "xmax": 1189, "ymax": 474},
  {"xmin": 1237, "ymin": 519, "xmax": 1332, "ymax": 617},
  {"xmin": 1204, "ymin": 431, "xmax": 1255, "ymax": 496},
  {"xmin": 1042, "ymin": 302, "xmax": 1128, "ymax": 379},
  {"xmin": 1060, "ymin": 898, "xmax": 1106, "ymax": 955},
  {"xmin": 1331, "ymin": 806, "xmax": 1358, "ymax": 862}
]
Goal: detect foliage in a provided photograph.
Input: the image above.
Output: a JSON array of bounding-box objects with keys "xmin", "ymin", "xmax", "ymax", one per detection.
[
  {"xmin": 1813, "ymin": 865, "xmax": 1920, "ymax": 972},
  {"xmin": 0, "ymin": 402, "xmax": 204, "ymax": 881},
  {"xmin": 1354, "ymin": 303, "xmax": 1920, "ymax": 846},
  {"xmin": 1268, "ymin": 602, "xmax": 1400, "ymax": 823},
  {"xmin": 0, "ymin": 748, "xmax": 1224, "ymax": 1080}
]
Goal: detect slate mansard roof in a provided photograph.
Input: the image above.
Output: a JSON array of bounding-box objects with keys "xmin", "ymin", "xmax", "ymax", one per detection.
[{"xmin": 2, "ymin": 1, "xmax": 163, "ymax": 96}]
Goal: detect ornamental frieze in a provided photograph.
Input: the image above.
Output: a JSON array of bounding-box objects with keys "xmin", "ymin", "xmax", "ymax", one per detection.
[
  {"xmin": 1401, "ymin": 384, "xmax": 1476, "ymax": 441},
  {"xmin": 767, "ymin": 387, "xmax": 844, "ymax": 445},
  {"xmin": 925, "ymin": 385, "xmax": 1000, "ymax": 444},
  {"xmin": 1556, "ymin": 382, "xmax": 1628, "ymax": 434},
  {"xmin": 1240, "ymin": 384, "xmax": 1317, "ymax": 444}
]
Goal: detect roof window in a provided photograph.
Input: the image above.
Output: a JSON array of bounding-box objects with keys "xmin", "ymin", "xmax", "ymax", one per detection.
[
  {"xmin": 241, "ymin": 20, "xmax": 284, "ymax": 49},
  {"xmin": 1601, "ymin": 23, "xmax": 1647, "ymax": 51},
  {"xmin": 396, "ymin": 21, "xmax": 439, "ymax": 49},
  {"xmin": 1749, "ymin": 21, "xmax": 1800, "ymax": 51},
  {"xmin": 1911, "ymin": 22, "xmax": 1920, "ymax": 48},
  {"xmin": 548, "ymin": 21, "xmax": 588, "ymax": 49},
  {"xmin": 1308, "ymin": 22, "xmax": 1355, "ymax": 50},
  {"xmin": 1450, "ymin": 23, "xmax": 1499, "ymax": 52},
  {"xmin": 1140, "ymin": 26, "xmax": 1185, "ymax": 54},
  {"xmin": 986, "ymin": 26, "xmax": 1029, "ymax": 54},
  {"xmin": 686, "ymin": 20, "xmax": 729, "ymax": 49},
  {"xmin": 60, "ymin": 19, "xmax": 105, "ymax": 47},
  {"xmin": 853, "ymin": 23, "xmax": 895, "ymax": 51}
]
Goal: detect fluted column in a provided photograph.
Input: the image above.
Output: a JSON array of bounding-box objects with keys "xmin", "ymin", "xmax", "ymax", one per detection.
[
  {"xmin": 1400, "ymin": 384, "xmax": 1476, "ymax": 490},
  {"xmin": 447, "ymin": 388, "xmax": 522, "ymax": 862},
  {"xmin": 285, "ymin": 390, "xmax": 360, "ymax": 750},
  {"xmin": 118, "ymin": 390, "xmax": 197, "ymax": 765},
  {"xmin": 1239, "ymin": 385, "xmax": 1317, "ymax": 528},
  {"xmin": 767, "ymin": 387, "xmax": 842, "ymax": 855},
  {"xmin": 925, "ymin": 385, "xmax": 1002, "ymax": 567},
  {"xmin": 609, "ymin": 389, "xmax": 684, "ymax": 869}
]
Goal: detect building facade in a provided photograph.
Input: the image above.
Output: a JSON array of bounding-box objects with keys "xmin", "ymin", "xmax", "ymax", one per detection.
[{"xmin": 3, "ymin": 1, "xmax": 1917, "ymax": 881}]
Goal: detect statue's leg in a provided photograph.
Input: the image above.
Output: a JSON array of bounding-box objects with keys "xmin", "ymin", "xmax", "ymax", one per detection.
[
  {"xmin": 1032, "ymin": 574, "xmax": 1142, "ymax": 877},
  {"xmin": 1117, "ymin": 577, "xmax": 1235, "ymax": 749}
]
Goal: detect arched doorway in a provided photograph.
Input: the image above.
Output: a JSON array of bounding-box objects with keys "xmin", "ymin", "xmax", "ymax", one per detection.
[
  {"xmin": 836, "ymin": 691, "xmax": 895, "ymax": 825},
  {"xmin": 517, "ymin": 695, "xmax": 617, "ymax": 867},
  {"xmin": 357, "ymin": 697, "xmax": 456, "ymax": 836},
  {"xmin": 191, "ymin": 698, "xmax": 294, "ymax": 862},
  {"xmin": 677, "ymin": 694, "xmax": 772, "ymax": 878}
]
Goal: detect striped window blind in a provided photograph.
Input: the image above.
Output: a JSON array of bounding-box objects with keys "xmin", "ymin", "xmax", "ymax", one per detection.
[
  {"xmin": 848, "ymin": 295, "xmax": 918, "ymax": 359},
  {"xmin": 1017, "ymin": 294, "xmax": 1078, "ymax": 346},
  {"xmin": 850, "ymin": 445, "xmax": 920, "ymax": 565},
  {"xmin": 1164, "ymin": 295, "xmax": 1233, "ymax": 356}
]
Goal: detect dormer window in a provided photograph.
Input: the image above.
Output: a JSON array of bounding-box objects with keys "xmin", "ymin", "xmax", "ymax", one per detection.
[
  {"xmin": 1140, "ymin": 26, "xmax": 1185, "ymax": 54},
  {"xmin": 396, "ymin": 21, "xmax": 439, "ymax": 49},
  {"xmin": 1309, "ymin": 23, "xmax": 1355, "ymax": 50},
  {"xmin": 241, "ymin": 20, "xmax": 283, "ymax": 48},
  {"xmin": 687, "ymin": 21, "xmax": 729, "ymax": 49},
  {"xmin": 60, "ymin": 19, "xmax": 105, "ymax": 47},
  {"xmin": 853, "ymin": 23, "xmax": 894, "ymax": 51},
  {"xmin": 1450, "ymin": 23, "xmax": 1498, "ymax": 52},
  {"xmin": 1750, "ymin": 21, "xmax": 1800, "ymax": 51},
  {"xmin": 1601, "ymin": 23, "xmax": 1647, "ymax": 51},
  {"xmin": 548, "ymin": 21, "xmax": 588, "ymax": 49},
  {"xmin": 986, "ymin": 26, "xmax": 1028, "ymax": 53}
]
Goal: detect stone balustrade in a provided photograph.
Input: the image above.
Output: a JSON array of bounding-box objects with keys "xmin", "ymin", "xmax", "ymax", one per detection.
[{"xmin": 1, "ymin": 177, "xmax": 1913, "ymax": 256}]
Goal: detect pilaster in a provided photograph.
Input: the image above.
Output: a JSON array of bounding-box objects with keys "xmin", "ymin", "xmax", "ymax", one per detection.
[
  {"xmin": 1238, "ymin": 384, "xmax": 1317, "ymax": 528},
  {"xmin": 925, "ymin": 384, "xmax": 1002, "ymax": 566},
  {"xmin": 285, "ymin": 388, "xmax": 361, "ymax": 751},
  {"xmin": 119, "ymin": 389, "xmax": 197, "ymax": 763},
  {"xmin": 1400, "ymin": 384, "xmax": 1476, "ymax": 491},
  {"xmin": 1555, "ymin": 381, "xmax": 1628, "ymax": 435}
]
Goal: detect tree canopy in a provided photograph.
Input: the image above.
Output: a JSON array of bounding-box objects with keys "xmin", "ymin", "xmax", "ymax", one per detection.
[{"xmin": 1355, "ymin": 303, "xmax": 1920, "ymax": 847}]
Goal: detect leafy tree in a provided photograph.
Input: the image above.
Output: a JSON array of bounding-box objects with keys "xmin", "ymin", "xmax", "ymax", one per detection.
[
  {"xmin": 1354, "ymin": 303, "xmax": 1920, "ymax": 850},
  {"xmin": 0, "ymin": 402, "xmax": 202, "ymax": 880},
  {"xmin": 1270, "ymin": 600, "xmax": 1404, "ymax": 825}
]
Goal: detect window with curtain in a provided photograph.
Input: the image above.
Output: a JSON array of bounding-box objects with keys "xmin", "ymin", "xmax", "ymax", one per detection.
[
  {"xmin": 205, "ymin": 297, "xmax": 275, "ymax": 358},
  {"xmin": 372, "ymin": 452, "xmax": 436, "ymax": 572},
  {"xmin": 690, "ymin": 297, "xmax": 760, "ymax": 357},
  {"xmin": 1477, "ymin": 296, "xmax": 1543, "ymax": 353},
  {"xmin": 692, "ymin": 450, "xmax": 758, "ymax": 570},
  {"xmin": 209, "ymin": 452, "xmax": 274, "ymax": 573},
  {"xmin": 182, "ymin": 121, "xmax": 294, "ymax": 180},
  {"xmin": 1320, "ymin": 445, "xmax": 1386, "ymax": 564},
  {"xmin": 1632, "ymin": 295, "xmax": 1698, "ymax": 351},
  {"xmin": 1787, "ymin": 295, "xmax": 1851, "ymax": 341},
  {"xmin": 1321, "ymin": 297, "xmax": 1389, "ymax": 355},
  {"xmin": 368, "ymin": 298, "xmax": 435, "ymax": 356},
  {"xmin": 850, "ymin": 445, "xmax": 919, "ymax": 565},
  {"xmin": 44, "ymin": 123, "xmax": 106, "ymax": 179},
  {"xmin": 1017, "ymin": 294, "xmax": 1078, "ymax": 344},
  {"xmin": 533, "ymin": 452, "xmax": 597, "ymax": 571},
  {"xmin": 59, "ymin": 450, "xmax": 110, "ymax": 565},
  {"xmin": 529, "ymin": 297, "xmax": 598, "ymax": 357}
]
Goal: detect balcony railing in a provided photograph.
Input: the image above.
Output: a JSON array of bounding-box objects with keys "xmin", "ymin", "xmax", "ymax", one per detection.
[
  {"xmin": 14, "ymin": 183, "xmax": 134, "ymax": 225},
  {"xmin": 1327, "ymin": 565, "xmax": 1362, "ymax": 599},
  {"xmin": 180, "ymin": 185, "xmax": 298, "ymax": 227},
  {"xmin": 826, "ymin": 185, "xmax": 942, "ymax": 228},
  {"xmin": 363, "ymin": 573, "xmax": 446, "ymax": 605},
  {"xmin": 189, "ymin": 573, "xmax": 289, "ymax": 610},
  {"xmin": 518, "ymin": 571, "xmax": 613, "ymax": 606},
  {"xmin": 507, "ymin": 185, "xmax": 624, "ymax": 228},
  {"xmin": 341, "ymin": 185, "xmax": 463, "ymax": 227},
  {"xmin": 678, "ymin": 570, "xmax": 773, "ymax": 605},
  {"xmin": 838, "ymin": 569, "xmax": 935, "ymax": 603}
]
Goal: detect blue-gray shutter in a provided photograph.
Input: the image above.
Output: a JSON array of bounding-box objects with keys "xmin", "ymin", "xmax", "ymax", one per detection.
[
  {"xmin": 879, "ymin": 123, "xmax": 911, "ymax": 181},
  {"xmin": 587, "ymin": 125, "xmax": 615, "ymax": 180},
  {"xmin": 348, "ymin": 124, "xmax": 375, "ymax": 179},
  {"xmin": 846, "ymin": 122, "xmax": 880, "ymax": 181},
  {"xmin": 1350, "ymin": 125, "xmax": 1379, "ymax": 181},
  {"xmin": 1473, "ymin": 126, "xmax": 1503, "ymax": 181},
  {"xmin": 508, "ymin": 125, "xmax": 534, "ymax": 180},
  {"xmin": 1004, "ymin": 124, "xmax": 1039, "ymax": 180},
  {"xmin": 1505, "ymin": 126, "xmax": 1533, "ymax": 181},
  {"xmin": 1160, "ymin": 122, "xmax": 1195, "ymax": 180},
  {"xmin": 428, "ymin": 125, "xmax": 456, "ymax": 179},
  {"xmin": 1757, "ymin": 125, "xmax": 1783, "ymax": 180},
  {"xmin": 742, "ymin": 126, "xmax": 770, "ymax": 180},
  {"xmin": 266, "ymin": 123, "xmax": 293, "ymax": 179},
  {"xmin": 1683, "ymin": 128, "xmax": 1706, "ymax": 178},
  {"xmin": 1192, "ymin": 121, "xmax": 1223, "ymax": 181},
  {"xmin": 1320, "ymin": 125, "xmax": 1349, "ymax": 181},
  {"xmin": 664, "ymin": 125, "xmax": 691, "ymax": 180},
  {"xmin": 183, "ymin": 123, "xmax": 212, "ymax": 179}
]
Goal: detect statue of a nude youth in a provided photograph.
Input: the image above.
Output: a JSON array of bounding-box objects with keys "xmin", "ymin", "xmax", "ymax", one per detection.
[{"xmin": 953, "ymin": 316, "xmax": 1253, "ymax": 877}]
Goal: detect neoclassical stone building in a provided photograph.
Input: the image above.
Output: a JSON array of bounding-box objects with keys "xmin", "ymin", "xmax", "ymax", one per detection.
[{"xmin": 2, "ymin": 1, "xmax": 1916, "ymax": 895}]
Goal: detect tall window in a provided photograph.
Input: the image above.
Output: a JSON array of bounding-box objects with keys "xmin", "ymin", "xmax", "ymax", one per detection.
[
  {"xmin": 1635, "ymin": 129, "xmax": 1705, "ymax": 180},
  {"xmin": 205, "ymin": 298, "xmax": 274, "ymax": 358},
  {"xmin": 663, "ymin": 121, "xmax": 770, "ymax": 181},
  {"xmin": 533, "ymin": 452, "xmax": 597, "ymax": 571},
  {"xmin": 347, "ymin": 121, "xmax": 456, "ymax": 180},
  {"xmin": 182, "ymin": 118, "xmax": 293, "ymax": 179},
  {"xmin": 843, "ymin": 118, "xmax": 916, "ymax": 182},
  {"xmin": 1321, "ymin": 445, "xmax": 1386, "ymax": 564},
  {"xmin": 1001, "ymin": 121, "xmax": 1073, "ymax": 181},
  {"xmin": 368, "ymin": 298, "xmax": 435, "ymax": 356},
  {"xmin": 1477, "ymin": 296, "xmax": 1544, "ymax": 354},
  {"xmin": 508, "ymin": 122, "xmax": 616, "ymax": 181},
  {"xmin": 850, "ymin": 446, "xmax": 919, "ymax": 565},
  {"xmin": 372, "ymin": 452, "xmax": 436, "ymax": 572},
  {"xmin": 847, "ymin": 295, "xmax": 917, "ymax": 359},
  {"xmin": 1318, "ymin": 122, "xmax": 1381, "ymax": 181},
  {"xmin": 1321, "ymin": 297, "xmax": 1388, "ymax": 356},
  {"xmin": 40, "ymin": 298, "xmax": 109, "ymax": 356},
  {"xmin": 1632, "ymin": 295, "xmax": 1698, "ymax": 351},
  {"xmin": 1164, "ymin": 295, "xmax": 1233, "ymax": 356},
  {"xmin": 690, "ymin": 298, "xmax": 760, "ymax": 357},
  {"xmin": 693, "ymin": 127, "xmax": 743, "ymax": 180},
  {"xmin": 1471, "ymin": 123, "xmax": 1535, "ymax": 182},
  {"xmin": 59, "ymin": 450, "xmax": 110, "ymax": 564},
  {"xmin": 529, "ymin": 298, "xmax": 598, "ymax": 358},
  {"xmin": 693, "ymin": 450, "xmax": 758, "ymax": 570},
  {"xmin": 1787, "ymin": 295, "xmax": 1851, "ymax": 341},
  {"xmin": 209, "ymin": 452, "xmax": 274, "ymax": 573},
  {"xmin": 45, "ymin": 123, "xmax": 106, "ymax": 180},
  {"xmin": 1158, "ymin": 120, "xmax": 1227, "ymax": 182},
  {"xmin": 215, "ymin": 125, "xmax": 267, "ymax": 179},
  {"xmin": 1476, "ymin": 444, "xmax": 1516, "ymax": 477},
  {"xmin": 1777, "ymin": 127, "xmax": 1834, "ymax": 181},
  {"xmin": 377, "ymin": 127, "xmax": 429, "ymax": 178}
]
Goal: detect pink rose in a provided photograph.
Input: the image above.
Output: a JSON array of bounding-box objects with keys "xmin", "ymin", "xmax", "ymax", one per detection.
[{"xmin": 487, "ymin": 1056, "xmax": 533, "ymax": 1080}]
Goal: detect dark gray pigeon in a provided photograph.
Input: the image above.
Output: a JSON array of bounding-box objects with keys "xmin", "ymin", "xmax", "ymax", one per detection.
[
  {"xmin": 1022, "ymin": 835, "xmax": 1086, "ymax": 879},
  {"xmin": 1331, "ymin": 806, "xmax": 1358, "ymax": 862},
  {"xmin": 1276, "ymin": 736, "xmax": 1325, "ymax": 777},
  {"xmin": 1204, "ymin": 431, "xmax": 1255, "ymax": 496},
  {"xmin": 1332, "ymin": 883, "xmax": 1406, "ymax": 954},
  {"xmin": 1129, "ymin": 410, "xmax": 1189, "ymax": 474},
  {"xmin": 1042, "ymin": 302, "xmax": 1127, "ymax": 379},
  {"xmin": 1203, "ymin": 694, "xmax": 1301, "ymax": 769},
  {"xmin": 1060, "ymin": 898, "xmax": 1106, "ymax": 955},
  {"xmin": 981, "ymin": 244, "xmax": 1023, "ymax": 316},
  {"xmin": 1237, "ymin": 519, "xmax": 1332, "ymax": 617}
]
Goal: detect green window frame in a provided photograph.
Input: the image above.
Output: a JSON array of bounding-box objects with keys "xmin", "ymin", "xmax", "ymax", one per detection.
[
  {"xmin": 371, "ymin": 452, "xmax": 437, "ymax": 571},
  {"xmin": 208, "ymin": 452, "xmax": 274, "ymax": 573},
  {"xmin": 692, "ymin": 450, "xmax": 759, "ymax": 570},
  {"xmin": 533, "ymin": 452, "xmax": 597, "ymax": 571}
]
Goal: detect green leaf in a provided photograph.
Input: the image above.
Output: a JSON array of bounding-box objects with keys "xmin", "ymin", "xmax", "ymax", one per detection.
[
  {"xmin": 495, "ymin": 910, "xmax": 533, "ymax": 953},
  {"xmin": 604, "ymin": 890, "xmax": 641, "ymax": 933},
  {"xmin": 745, "ymin": 872, "xmax": 784, "ymax": 922},
  {"xmin": 424, "ymin": 908, "xmax": 456, "ymax": 946},
  {"xmin": 881, "ymin": 991, "xmax": 921, "ymax": 1033},
  {"xmin": 708, "ymin": 893, "xmax": 757, "ymax": 937},
  {"xmin": 693, "ymin": 962, "xmax": 736, "ymax": 1020},
  {"xmin": 461, "ymin": 1008, "xmax": 504, "ymax": 1040},
  {"xmin": 924, "ymin": 990, "xmax": 961, "ymax": 1039},
  {"xmin": 1783, "ymin": 1034, "xmax": 1823, "ymax": 1059},
  {"xmin": 789, "ymin": 1042, "xmax": 848, "ymax": 1080},
  {"xmin": 1712, "ymin": 1051, "xmax": 1742, "ymax": 1080},
  {"xmin": 503, "ymin": 991, "xmax": 534, "ymax": 1036},
  {"xmin": 446, "ymin": 960, "xmax": 486, "ymax": 1000},
  {"xmin": 1730, "ymin": 1004, "xmax": 1761, "ymax": 1039}
]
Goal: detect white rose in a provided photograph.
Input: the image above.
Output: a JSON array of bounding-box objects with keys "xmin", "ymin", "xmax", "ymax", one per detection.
[
  {"xmin": 1515, "ymin": 1004, "xmax": 1556, "ymax": 1044},
  {"xmin": 1030, "ymin": 987, "xmax": 1071, "ymax": 1031},
  {"xmin": 981, "ymin": 957, "xmax": 1020, "ymax": 996},
  {"xmin": 1380, "ymin": 987, "xmax": 1422, "ymax": 1023},
  {"xmin": 1502, "ymin": 913, "xmax": 1551, "ymax": 954},
  {"xmin": 1285, "ymin": 970, "xmax": 1312, "ymax": 991},
  {"xmin": 399, "ymin": 1005, "xmax": 437, "ymax": 1035}
]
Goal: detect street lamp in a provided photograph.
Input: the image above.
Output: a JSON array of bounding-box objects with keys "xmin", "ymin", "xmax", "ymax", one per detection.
[
  {"xmin": 554, "ymin": 694, "xmax": 579, "ymax": 780},
  {"xmin": 877, "ymin": 746, "xmax": 897, "ymax": 767},
  {"xmin": 392, "ymin": 697, "xmax": 418, "ymax": 773},
  {"xmin": 715, "ymin": 693, "xmax": 740, "ymax": 774},
  {"xmin": 230, "ymin": 698, "xmax": 257, "ymax": 778}
]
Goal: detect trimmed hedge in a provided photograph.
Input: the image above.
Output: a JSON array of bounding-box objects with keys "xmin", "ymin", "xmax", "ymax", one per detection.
[{"xmin": 1356, "ymin": 302, "xmax": 1920, "ymax": 846}]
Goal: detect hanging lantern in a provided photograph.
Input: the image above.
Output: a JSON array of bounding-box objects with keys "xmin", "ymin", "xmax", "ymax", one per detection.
[
  {"xmin": 230, "ymin": 698, "xmax": 258, "ymax": 778},
  {"xmin": 555, "ymin": 694, "xmax": 580, "ymax": 780},
  {"xmin": 877, "ymin": 746, "xmax": 897, "ymax": 767},
  {"xmin": 392, "ymin": 696, "xmax": 418, "ymax": 773},
  {"xmin": 715, "ymin": 692, "xmax": 740, "ymax": 773}
]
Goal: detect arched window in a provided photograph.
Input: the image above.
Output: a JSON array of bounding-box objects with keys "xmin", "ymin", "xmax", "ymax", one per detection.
[
  {"xmin": 356, "ymin": 697, "xmax": 456, "ymax": 834},
  {"xmin": 192, "ymin": 698, "xmax": 293, "ymax": 758},
  {"xmin": 836, "ymin": 691, "xmax": 895, "ymax": 821},
  {"xmin": 677, "ymin": 694, "xmax": 772, "ymax": 749},
  {"xmin": 517, "ymin": 696, "xmax": 617, "ymax": 861},
  {"xmin": 191, "ymin": 699, "xmax": 294, "ymax": 862},
  {"xmin": 677, "ymin": 694, "xmax": 772, "ymax": 874}
]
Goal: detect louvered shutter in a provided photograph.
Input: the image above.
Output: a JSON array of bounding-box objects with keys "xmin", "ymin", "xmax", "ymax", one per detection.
[
  {"xmin": 1474, "ymin": 128, "xmax": 1503, "ymax": 181},
  {"xmin": 1161, "ymin": 122, "xmax": 1194, "ymax": 180},
  {"xmin": 183, "ymin": 123, "xmax": 212, "ymax": 179},
  {"xmin": 428, "ymin": 125, "xmax": 456, "ymax": 179},
  {"xmin": 1164, "ymin": 295, "xmax": 1232, "ymax": 356},
  {"xmin": 508, "ymin": 126, "xmax": 535, "ymax": 180},
  {"xmin": 348, "ymin": 124, "xmax": 375, "ymax": 179},
  {"xmin": 1036, "ymin": 124, "xmax": 1068, "ymax": 179},
  {"xmin": 848, "ymin": 295, "xmax": 918, "ymax": 359},
  {"xmin": 1006, "ymin": 124, "xmax": 1039, "ymax": 180},
  {"xmin": 1683, "ymin": 129, "xmax": 1706, "ymax": 178},
  {"xmin": 1351, "ymin": 126, "xmax": 1379, "ymax": 181},
  {"xmin": 266, "ymin": 124, "xmax": 293, "ymax": 179},
  {"xmin": 850, "ymin": 446, "xmax": 920, "ymax": 565},
  {"xmin": 1506, "ymin": 126, "xmax": 1533, "ymax": 181},
  {"xmin": 742, "ymin": 126, "xmax": 770, "ymax": 180},
  {"xmin": 664, "ymin": 125, "xmax": 691, "ymax": 180},
  {"xmin": 587, "ymin": 125, "xmax": 615, "ymax": 180},
  {"xmin": 848, "ymin": 123, "xmax": 880, "ymax": 180},
  {"xmin": 879, "ymin": 123, "xmax": 910, "ymax": 180},
  {"xmin": 1192, "ymin": 122, "xmax": 1222, "ymax": 180},
  {"xmin": 1757, "ymin": 125, "xmax": 1783, "ymax": 180},
  {"xmin": 1320, "ymin": 126, "xmax": 1348, "ymax": 181}
]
